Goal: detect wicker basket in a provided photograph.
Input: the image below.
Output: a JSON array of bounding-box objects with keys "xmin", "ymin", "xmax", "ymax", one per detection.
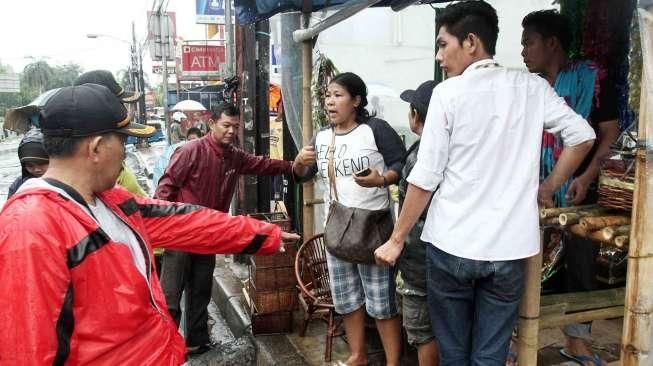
[
  {"xmin": 251, "ymin": 245, "xmax": 297, "ymax": 268},
  {"xmin": 250, "ymin": 309, "xmax": 293, "ymax": 335},
  {"xmin": 249, "ymin": 260, "xmax": 296, "ymax": 290},
  {"xmin": 243, "ymin": 285, "xmax": 294, "ymax": 334},
  {"xmin": 245, "ymin": 280, "xmax": 297, "ymax": 314},
  {"xmin": 597, "ymin": 159, "xmax": 635, "ymax": 211}
]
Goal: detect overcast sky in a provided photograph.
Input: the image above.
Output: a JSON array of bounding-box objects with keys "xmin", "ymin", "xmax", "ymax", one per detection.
[{"xmin": 0, "ymin": 0, "xmax": 208, "ymax": 83}]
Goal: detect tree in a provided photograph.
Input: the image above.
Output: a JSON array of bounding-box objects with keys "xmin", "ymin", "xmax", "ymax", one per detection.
[
  {"xmin": 0, "ymin": 60, "xmax": 84, "ymax": 117},
  {"xmin": 51, "ymin": 64, "xmax": 84, "ymax": 87},
  {"xmin": 21, "ymin": 61, "xmax": 54, "ymax": 95},
  {"xmin": 0, "ymin": 60, "xmax": 22, "ymax": 118},
  {"xmin": 20, "ymin": 61, "xmax": 83, "ymax": 101}
]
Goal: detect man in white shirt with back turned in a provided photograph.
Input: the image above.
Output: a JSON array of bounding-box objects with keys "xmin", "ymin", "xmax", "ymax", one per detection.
[{"xmin": 374, "ymin": 1, "xmax": 596, "ymax": 365}]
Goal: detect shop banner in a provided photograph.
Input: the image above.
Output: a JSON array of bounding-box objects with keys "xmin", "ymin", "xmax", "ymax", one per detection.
[{"xmin": 181, "ymin": 44, "xmax": 226, "ymax": 73}]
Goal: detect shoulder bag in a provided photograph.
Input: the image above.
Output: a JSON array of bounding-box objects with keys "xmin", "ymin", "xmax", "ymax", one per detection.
[{"xmin": 323, "ymin": 128, "xmax": 394, "ymax": 264}]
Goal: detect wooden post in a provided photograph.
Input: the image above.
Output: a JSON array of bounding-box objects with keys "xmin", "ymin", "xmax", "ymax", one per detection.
[
  {"xmin": 621, "ymin": 8, "xmax": 653, "ymax": 365},
  {"xmin": 301, "ymin": 13, "xmax": 314, "ymax": 240},
  {"xmin": 517, "ymin": 232, "xmax": 543, "ymax": 365}
]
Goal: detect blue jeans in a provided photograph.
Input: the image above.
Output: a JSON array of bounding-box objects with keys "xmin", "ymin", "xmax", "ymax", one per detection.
[{"xmin": 426, "ymin": 245, "xmax": 526, "ymax": 366}]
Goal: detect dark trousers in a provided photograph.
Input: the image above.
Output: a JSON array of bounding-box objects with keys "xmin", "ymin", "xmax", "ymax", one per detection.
[
  {"xmin": 561, "ymin": 189, "xmax": 600, "ymax": 339},
  {"xmin": 426, "ymin": 245, "xmax": 526, "ymax": 366},
  {"xmin": 160, "ymin": 250, "xmax": 216, "ymax": 347},
  {"xmin": 561, "ymin": 233, "xmax": 599, "ymax": 339}
]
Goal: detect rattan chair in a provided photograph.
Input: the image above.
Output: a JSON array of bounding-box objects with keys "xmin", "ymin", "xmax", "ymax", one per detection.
[{"xmin": 295, "ymin": 234, "xmax": 343, "ymax": 362}]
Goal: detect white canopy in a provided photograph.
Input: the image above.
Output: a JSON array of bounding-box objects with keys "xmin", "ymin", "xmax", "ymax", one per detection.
[{"xmin": 171, "ymin": 100, "xmax": 207, "ymax": 111}]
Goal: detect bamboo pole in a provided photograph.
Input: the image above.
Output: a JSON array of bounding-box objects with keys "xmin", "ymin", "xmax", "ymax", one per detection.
[
  {"xmin": 621, "ymin": 8, "xmax": 653, "ymax": 365},
  {"xmin": 559, "ymin": 212, "xmax": 581, "ymax": 226},
  {"xmin": 602, "ymin": 225, "xmax": 631, "ymax": 242},
  {"xmin": 580, "ymin": 215, "xmax": 631, "ymax": 231},
  {"xmin": 517, "ymin": 231, "xmax": 543, "ymax": 365},
  {"xmin": 570, "ymin": 224, "xmax": 588, "ymax": 238},
  {"xmin": 540, "ymin": 204, "xmax": 596, "ymax": 219},
  {"xmin": 301, "ymin": 13, "xmax": 314, "ymax": 241},
  {"xmin": 558, "ymin": 207, "xmax": 613, "ymax": 226},
  {"xmin": 541, "ymin": 287, "xmax": 626, "ymax": 313},
  {"xmin": 541, "ymin": 217, "xmax": 560, "ymax": 226},
  {"xmin": 589, "ymin": 230, "xmax": 611, "ymax": 243},
  {"xmin": 615, "ymin": 235, "xmax": 630, "ymax": 248},
  {"xmin": 540, "ymin": 306, "xmax": 624, "ymax": 329}
]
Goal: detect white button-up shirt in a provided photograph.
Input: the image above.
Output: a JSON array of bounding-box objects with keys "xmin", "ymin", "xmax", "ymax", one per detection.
[{"xmin": 407, "ymin": 59, "xmax": 596, "ymax": 261}]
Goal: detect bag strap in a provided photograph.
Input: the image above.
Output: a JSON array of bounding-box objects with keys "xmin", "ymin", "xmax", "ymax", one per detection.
[{"xmin": 327, "ymin": 127, "xmax": 339, "ymax": 202}]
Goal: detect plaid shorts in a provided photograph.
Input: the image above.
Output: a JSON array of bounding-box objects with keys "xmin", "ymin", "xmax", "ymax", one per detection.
[{"xmin": 326, "ymin": 251, "xmax": 398, "ymax": 319}]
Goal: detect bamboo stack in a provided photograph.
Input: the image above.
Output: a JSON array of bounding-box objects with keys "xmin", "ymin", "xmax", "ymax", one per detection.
[
  {"xmin": 540, "ymin": 205, "xmax": 612, "ymax": 226},
  {"xmin": 621, "ymin": 8, "xmax": 653, "ymax": 365},
  {"xmin": 540, "ymin": 204, "xmax": 632, "ymax": 249}
]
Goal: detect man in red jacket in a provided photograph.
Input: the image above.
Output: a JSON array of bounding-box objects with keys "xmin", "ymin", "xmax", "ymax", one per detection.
[
  {"xmin": 0, "ymin": 84, "xmax": 298, "ymax": 365},
  {"xmin": 155, "ymin": 102, "xmax": 308, "ymax": 353}
]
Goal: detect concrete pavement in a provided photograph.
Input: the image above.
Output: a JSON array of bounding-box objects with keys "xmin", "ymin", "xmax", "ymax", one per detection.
[{"xmin": 211, "ymin": 255, "xmax": 624, "ymax": 365}]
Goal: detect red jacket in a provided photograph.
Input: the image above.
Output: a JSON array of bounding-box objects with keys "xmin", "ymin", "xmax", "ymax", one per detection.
[
  {"xmin": 0, "ymin": 181, "xmax": 281, "ymax": 365},
  {"xmin": 155, "ymin": 134, "xmax": 293, "ymax": 211}
]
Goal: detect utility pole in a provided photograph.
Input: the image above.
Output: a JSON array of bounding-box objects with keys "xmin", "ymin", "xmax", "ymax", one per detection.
[
  {"xmin": 255, "ymin": 20, "xmax": 271, "ymax": 212},
  {"xmin": 138, "ymin": 52, "xmax": 146, "ymax": 124},
  {"xmin": 158, "ymin": 7, "xmax": 171, "ymax": 144},
  {"xmin": 225, "ymin": 0, "xmax": 234, "ymax": 75},
  {"xmin": 131, "ymin": 21, "xmax": 146, "ymax": 124}
]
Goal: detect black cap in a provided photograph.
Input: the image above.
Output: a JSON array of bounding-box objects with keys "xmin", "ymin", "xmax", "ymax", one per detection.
[
  {"xmin": 400, "ymin": 80, "xmax": 437, "ymax": 120},
  {"xmin": 74, "ymin": 70, "xmax": 141, "ymax": 103},
  {"xmin": 40, "ymin": 84, "xmax": 155, "ymax": 138}
]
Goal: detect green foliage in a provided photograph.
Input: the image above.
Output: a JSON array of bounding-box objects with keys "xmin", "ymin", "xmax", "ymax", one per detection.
[
  {"xmin": 0, "ymin": 60, "xmax": 84, "ymax": 117},
  {"xmin": 51, "ymin": 64, "xmax": 84, "ymax": 88},
  {"xmin": 21, "ymin": 61, "xmax": 54, "ymax": 95},
  {"xmin": 311, "ymin": 54, "xmax": 339, "ymax": 130}
]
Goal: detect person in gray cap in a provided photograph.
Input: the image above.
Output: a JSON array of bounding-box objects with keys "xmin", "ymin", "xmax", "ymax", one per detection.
[
  {"xmin": 0, "ymin": 84, "xmax": 298, "ymax": 365},
  {"xmin": 397, "ymin": 80, "xmax": 439, "ymax": 366}
]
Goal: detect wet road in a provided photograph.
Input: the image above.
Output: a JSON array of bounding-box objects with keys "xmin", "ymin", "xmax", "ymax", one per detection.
[
  {"xmin": 0, "ymin": 139, "xmax": 168, "ymax": 208},
  {"xmin": 0, "ymin": 138, "xmax": 21, "ymax": 207}
]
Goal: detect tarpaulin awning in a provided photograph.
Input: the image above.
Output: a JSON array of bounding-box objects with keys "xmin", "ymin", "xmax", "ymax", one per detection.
[{"xmin": 235, "ymin": 0, "xmax": 446, "ymax": 25}]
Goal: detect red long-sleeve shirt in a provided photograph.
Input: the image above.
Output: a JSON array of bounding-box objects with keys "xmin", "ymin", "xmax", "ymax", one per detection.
[
  {"xmin": 0, "ymin": 183, "xmax": 280, "ymax": 365},
  {"xmin": 155, "ymin": 134, "xmax": 293, "ymax": 211}
]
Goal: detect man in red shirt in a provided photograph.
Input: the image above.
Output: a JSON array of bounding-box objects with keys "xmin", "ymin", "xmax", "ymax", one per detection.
[
  {"xmin": 155, "ymin": 102, "xmax": 310, "ymax": 353},
  {"xmin": 0, "ymin": 84, "xmax": 297, "ymax": 365}
]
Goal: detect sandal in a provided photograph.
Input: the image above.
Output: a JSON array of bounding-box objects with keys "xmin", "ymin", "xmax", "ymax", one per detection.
[{"xmin": 560, "ymin": 348, "xmax": 604, "ymax": 366}]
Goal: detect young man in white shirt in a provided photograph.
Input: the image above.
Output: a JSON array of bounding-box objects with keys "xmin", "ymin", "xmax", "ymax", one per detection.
[{"xmin": 374, "ymin": 1, "xmax": 596, "ymax": 365}]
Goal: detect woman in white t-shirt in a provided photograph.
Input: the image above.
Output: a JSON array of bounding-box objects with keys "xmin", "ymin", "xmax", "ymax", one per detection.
[{"xmin": 294, "ymin": 72, "xmax": 406, "ymax": 366}]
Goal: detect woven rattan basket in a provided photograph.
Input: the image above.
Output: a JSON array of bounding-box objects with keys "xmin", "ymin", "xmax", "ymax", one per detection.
[{"xmin": 597, "ymin": 158, "xmax": 635, "ymax": 211}]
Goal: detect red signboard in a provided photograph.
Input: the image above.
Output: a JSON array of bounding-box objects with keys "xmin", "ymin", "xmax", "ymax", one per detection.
[{"xmin": 181, "ymin": 45, "xmax": 225, "ymax": 72}]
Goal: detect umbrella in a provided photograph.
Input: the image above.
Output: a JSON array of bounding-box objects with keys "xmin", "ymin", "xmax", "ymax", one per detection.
[
  {"xmin": 172, "ymin": 111, "xmax": 187, "ymax": 122},
  {"xmin": 171, "ymin": 100, "xmax": 207, "ymax": 111},
  {"xmin": 4, "ymin": 88, "xmax": 61, "ymax": 133}
]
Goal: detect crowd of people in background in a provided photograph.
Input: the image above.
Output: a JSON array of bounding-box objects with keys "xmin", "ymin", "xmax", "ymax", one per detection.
[{"xmin": 0, "ymin": 1, "xmax": 626, "ymax": 365}]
